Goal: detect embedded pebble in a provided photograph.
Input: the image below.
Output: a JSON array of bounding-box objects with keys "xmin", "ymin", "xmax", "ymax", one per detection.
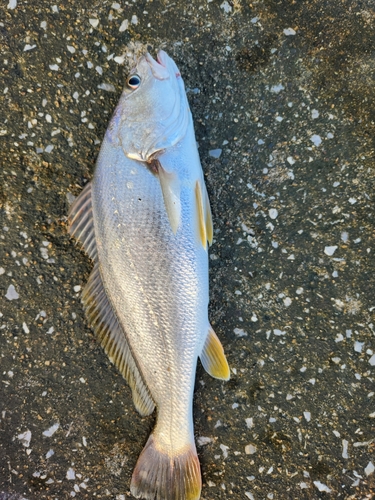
[
  {"xmin": 220, "ymin": 444, "xmax": 229, "ymax": 458},
  {"xmin": 245, "ymin": 444, "xmax": 257, "ymax": 455},
  {"xmin": 310, "ymin": 134, "xmax": 322, "ymax": 146},
  {"xmin": 270, "ymin": 84, "xmax": 284, "ymax": 94},
  {"xmin": 43, "ymin": 423, "xmax": 60, "ymax": 437},
  {"xmin": 197, "ymin": 436, "xmax": 212, "ymax": 446},
  {"xmin": 119, "ymin": 19, "xmax": 129, "ymax": 31},
  {"xmin": 283, "ymin": 27, "xmax": 296, "ymax": 36},
  {"xmin": 7, "ymin": 0, "xmax": 17, "ymax": 8},
  {"xmin": 234, "ymin": 328, "xmax": 247, "ymax": 337},
  {"xmin": 313, "ymin": 481, "xmax": 331, "ymax": 492},
  {"xmin": 98, "ymin": 83, "xmax": 116, "ymax": 92},
  {"xmin": 89, "ymin": 18, "xmax": 99, "ymax": 28},
  {"xmin": 17, "ymin": 430, "xmax": 32, "ymax": 447},
  {"xmin": 268, "ymin": 208, "xmax": 278, "ymax": 220},
  {"xmin": 66, "ymin": 467, "xmax": 76, "ymax": 480},
  {"xmin": 342, "ymin": 439, "xmax": 349, "ymax": 459},
  {"xmin": 209, "ymin": 149, "xmax": 222, "ymax": 159},
  {"xmin": 365, "ymin": 461, "xmax": 374, "ymax": 476},
  {"xmin": 5, "ymin": 284, "xmax": 19, "ymax": 300},
  {"xmin": 324, "ymin": 245, "xmax": 337, "ymax": 256}
]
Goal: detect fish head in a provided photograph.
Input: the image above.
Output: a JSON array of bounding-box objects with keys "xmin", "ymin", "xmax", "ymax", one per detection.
[{"xmin": 110, "ymin": 50, "xmax": 190, "ymax": 162}]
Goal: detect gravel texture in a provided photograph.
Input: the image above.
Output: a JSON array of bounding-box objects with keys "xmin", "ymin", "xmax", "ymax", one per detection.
[{"xmin": 1, "ymin": 0, "xmax": 375, "ymax": 499}]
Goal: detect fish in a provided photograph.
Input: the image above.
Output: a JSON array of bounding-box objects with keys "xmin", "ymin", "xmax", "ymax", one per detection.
[{"xmin": 68, "ymin": 49, "xmax": 230, "ymax": 500}]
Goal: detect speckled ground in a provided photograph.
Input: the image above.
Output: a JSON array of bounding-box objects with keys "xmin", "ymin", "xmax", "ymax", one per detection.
[{"xmin": 1, "ymin": 1, "xmax": 375, "ymax": 499}]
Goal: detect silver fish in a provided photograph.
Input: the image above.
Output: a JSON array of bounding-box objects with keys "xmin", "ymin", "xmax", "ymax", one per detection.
[{"xmin": 68, "ymin": 49, "xmax": 229, "ymax": 500}]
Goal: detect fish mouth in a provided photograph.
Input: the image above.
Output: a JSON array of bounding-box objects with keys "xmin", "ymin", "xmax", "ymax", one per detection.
[{"xmin": 145, "ymin": 51, "xmax": 170, "ymax": 80}]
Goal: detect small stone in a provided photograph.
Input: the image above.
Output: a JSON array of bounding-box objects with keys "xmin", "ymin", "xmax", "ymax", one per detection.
[
  {"xmin": 324, "ymin": 245, "xmax": 337, "ymax": 256},
  {"xmin": 245, "ymin": 444, "xmax": 257, "ymax": 454},
  {"xmin": 119, "ymin": 19, "xmax": 129, "ymax": 31},
  {"xmin": 67, "ymin": 467, "xmax": 75, "ymax": 480},
  {"xmin": 310, "ymin": 134, "xmax": 322, "ymax": 146},
  {"xmin": 209, "ymin": 149, "xmax": 222, "ymax": 159},
  {"xmin": 6, "ymin": 284, "xmax": 19, "ymax": 300},
  {"xmin": 365, "ymin": 462, "xmax": 374, "ymax": 476},
  {"xmin": 18, "ymin": 430, "xmax": 32, "ymax": 447},
  {"xmin": 43, "ymin": 423, "xmax": 60, "ymax": 437},
  {"xmin": 269, "ymin": 208, "xmax": 278, "ymax": 220},
  {"xmin": 89, "ymin": 18, "xmax": 99, "ymax": 28},
  {"xmin": 313, "ymin": 481, "xmax": 331, "ymax": 492},
  {"xmin": 283, "ymin": 28, "xmax": 296, "ymax": 36}
]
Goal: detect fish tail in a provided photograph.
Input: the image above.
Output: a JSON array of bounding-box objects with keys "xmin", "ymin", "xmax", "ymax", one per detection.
[{"xmin": 130, "ymin": 434, "xmax": 201, "ymax": 500}]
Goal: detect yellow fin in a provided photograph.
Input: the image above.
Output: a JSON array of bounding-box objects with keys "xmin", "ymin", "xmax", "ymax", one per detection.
[
  {"xmin": 131, "ymin": 434, "xmax": 201, "ymax": 500},
  {"xmin": 203, "ymin": 182, "xmax": 213, "ymax": 245},
  {"xmin": 158, "ymin": 164, "xmax": 181, "ymax": 234},
  {"xmin": 195, "ymin": 180, "xmax": 207, "ymax": 249},
  {"xmin": 200, "ymin": 326, "xmax": 230, "ymax": 381}
]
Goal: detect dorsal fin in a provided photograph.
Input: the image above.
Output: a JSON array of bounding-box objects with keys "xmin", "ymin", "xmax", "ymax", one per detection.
[
  {"xmin": 82, "ymin": 265, "xmax": 155, "ymax": 416},
  {"xmin": 200, "ymin": 326, "xmax": 230, "ymax": 381},
  {"xmin": 68, "ymin": 182, "xmax": 97, "ymax": 261}
]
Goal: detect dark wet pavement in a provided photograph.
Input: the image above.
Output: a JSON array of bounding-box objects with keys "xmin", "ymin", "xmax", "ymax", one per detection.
[{"xmin": 1, "ymin": 0, "xmax": 375, "ymax": 498}]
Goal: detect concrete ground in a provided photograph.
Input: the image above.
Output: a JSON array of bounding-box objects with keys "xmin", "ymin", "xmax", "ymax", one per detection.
[{"xmin": 1, "ymin": 0, "xmax": 375, "ymax": 498}]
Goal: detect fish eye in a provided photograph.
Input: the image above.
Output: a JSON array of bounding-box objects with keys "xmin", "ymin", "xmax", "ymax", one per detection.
[{"xmin": 127, "ymin": 74, "xmax": 141, "ymax": 89}]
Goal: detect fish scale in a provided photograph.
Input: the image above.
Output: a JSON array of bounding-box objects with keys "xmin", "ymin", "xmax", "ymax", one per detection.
[{"xmin": 68, "ymin": 49, "xmax": 230, "ymax": 500}]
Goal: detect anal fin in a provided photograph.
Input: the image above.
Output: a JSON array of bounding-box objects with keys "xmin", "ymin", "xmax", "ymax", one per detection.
[
  {"xmin": 200, "ymin": 326, "xmax": 230, "ymax": 381},
  {"xmin": 68, "ymin": 182, "xmax": 97, "ymax": 261},
  {"xmin": 82, "ymin": 264, "xmax": 155, "ymax": 416}
]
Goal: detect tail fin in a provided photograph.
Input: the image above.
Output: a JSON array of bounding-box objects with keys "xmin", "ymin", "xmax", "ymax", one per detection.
[{"xmin": 130, "ymin": 434, "xmax": 201, "ymax": 500}]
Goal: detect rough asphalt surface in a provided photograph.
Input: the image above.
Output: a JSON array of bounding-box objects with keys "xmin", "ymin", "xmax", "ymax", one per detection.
[{"xmin": 1, "ymin": 1, "xmax": 375, "ymax": 499}]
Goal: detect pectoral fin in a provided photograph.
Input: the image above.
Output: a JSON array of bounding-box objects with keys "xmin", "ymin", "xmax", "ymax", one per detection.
[
  {"xmin": 158, "ymin": 164, "xmax": 181, "ymax": 234},
  {"xmin": 200, "ymin": 326, "xmax": 230, "ymax": 381}
]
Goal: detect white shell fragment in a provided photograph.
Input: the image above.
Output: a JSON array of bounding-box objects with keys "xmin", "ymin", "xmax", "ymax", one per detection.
[
  {"xmin": 209, "ymin": 149, "xmax": 222, "ymax": 159},
  {"xmin": 98, "ymin": 83, "xmax": 116, "ymax": 92},
  {"xmin": 310, "ymin": 134, "xmax": 322, "ymax": 146},
  {"xmin": 245, "ymin": 444, "xmax": 257, "ymax": 455},
  {"xmin": 233, "ymin": 328, "xmax": 247, "ymax": 337},
  {"xmin": 268, "ymin": 208, "xmax": 278, "ymax": 220},
  {"xmin": 197, "ymin": 436, "xmax": 212, "ymax": 446},
  {"xmin": 283, "ymin": 28, "xmax": 296, "ymax": 36},
  {"xmin": 365, "ymin": 461, "xmax": 374, "ymax": 476},
  {"xmin": 342, "ymin": 439, "xmax": 349, "ymax": 459},
  {"xmin": 119, "ymin": 19, "xmax": 129, "ymax": 32},
  {"xmin": 7, "ymin": 0, "xmax": 17, "ymax": 8},
  {"xmin": 17, "ymin": 429, "xmax": 32, "ymax": 447},
  {"xmin": 6, "ymin": 284, "xmax": 19, "ymax": 300},
  {"xmin": 313, "ymin": 481, "xmax": 331, "ymax": 492},
  {"xmin": 220, "ymin": 444, "xmax": 229, "ymax": 459},
  {"xmin": 42, "ymin": 422, "xmax": 60, "ymax": 437},
  {"xmin": 324, "ymin": 245, "xmax": 337, "ymax": 256},
  {"xmin": 66, "ymin": 467, "xmax": 76, "ymax": 480},
  {"xmin": 89, "ymin": 18, "xmax": 99, "ymax": 28}
]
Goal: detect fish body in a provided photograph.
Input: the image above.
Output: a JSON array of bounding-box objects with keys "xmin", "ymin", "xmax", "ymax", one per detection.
[{"xmin": 68, "ymin": 50, "xmax": 229, "ymax": 500}]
